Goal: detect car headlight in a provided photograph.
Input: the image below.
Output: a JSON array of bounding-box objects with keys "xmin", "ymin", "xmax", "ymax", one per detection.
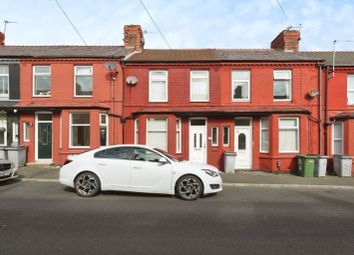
[{"xmin": 202, "ymin": 169, "xmax": 219, "ymax": 177}]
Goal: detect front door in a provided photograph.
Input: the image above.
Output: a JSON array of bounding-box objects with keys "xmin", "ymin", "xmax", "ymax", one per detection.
[
  {"xmin": 36, "ymin": 113, "xmax": 52, "ymax": 161},
  {"xmin": 189, "ymin": 119, "xmax": 207, "ymax": 163},
  {"xmin": 234, "ymin": 118, "xmax": 252, "ymax": 169},
  {"xmin": 38, "ymin": 123, "xmax": 52, "ymax": 159}
]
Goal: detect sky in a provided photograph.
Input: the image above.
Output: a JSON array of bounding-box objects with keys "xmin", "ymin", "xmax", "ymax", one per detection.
[{"xmin": 1, "ymin": 0, "xmax": 354, "ymax": 51}]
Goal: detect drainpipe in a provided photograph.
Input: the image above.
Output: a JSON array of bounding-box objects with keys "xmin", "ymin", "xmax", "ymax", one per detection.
[
  {"xmin": 324, "ymin": 66, "xmax": 329, "ymax": 155},
  {"xmin": 120, "ymin": 56, "xmax": 126, "ymax": 144},
  {"xmin": 317, "ymin": 62, "xmax": 322, "ymax": 154}
]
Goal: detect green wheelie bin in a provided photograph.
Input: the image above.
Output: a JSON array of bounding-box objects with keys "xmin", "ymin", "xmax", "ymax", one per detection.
[{"xmin": 297, "ymin": 154, "xmax": 317, "ymax": 177}]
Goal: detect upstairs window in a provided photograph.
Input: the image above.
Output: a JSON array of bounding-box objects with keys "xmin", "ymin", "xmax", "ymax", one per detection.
[
  {"xmin": 232, "ymin": 70, "xmax": 250, "ymax": 101},
  {"xmin": 273, "ymin": 70, "xmax": 292, "ymax": 101},
  {"xmin": 75, "ymin": 66, "xmax": 93, "ymax": 96},
  {"xmin": 190, "ymin": 71, "xmax": 209, "ymax": 102},
  {"xmin": 0, "ymin": 66, "xmax": 9, "ymax": 98},
  {"xmin": 347, "ymin": 75, "xmax": 354, "ymax": 105},
  {"xmin": 33, "ymin": 66, "xmax": 51, "ymax": 97},
  {"xmin": 149, "ymin": 71, "xmax": 168, "ymax": 102}
]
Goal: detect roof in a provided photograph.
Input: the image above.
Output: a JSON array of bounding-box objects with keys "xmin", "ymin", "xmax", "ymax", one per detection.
[
  {"xmin": 0, "ymin": 45, "xmax": 130, "ymax": 58},
  {"xmin": 300, "ymin": 52, "xmax": 354, "ymax": 67},
  {"xmin": 331, "ymin": 111, "xmax": 354, "ymax": 120},
  {"xmin": 125, "ymin": 49, "xmax": 320, "ymax": 63},
  {"xmin": 15, "ymin": 100, "xmax": 109, "ymax": 110}
]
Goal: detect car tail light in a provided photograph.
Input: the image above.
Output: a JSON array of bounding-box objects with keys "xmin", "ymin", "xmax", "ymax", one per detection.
[{"xmin": 63, "ymin": 159, "xmax": 73, "ymax": 166}]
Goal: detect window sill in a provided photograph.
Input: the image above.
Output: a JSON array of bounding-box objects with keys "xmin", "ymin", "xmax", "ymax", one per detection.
[
  {"xmin": 69, "ymin": 146, "xmax": 90, "ymax": 149},
  {"xmin": 32, "ymin": 95, "xmax": 51, "ymax": 98},
  {"xmin": 74, "ymin": 96, "xmax": 93, "ymax": 98}
]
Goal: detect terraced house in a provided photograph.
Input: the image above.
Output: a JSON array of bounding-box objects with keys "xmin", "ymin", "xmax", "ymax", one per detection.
[
  {"xmin": 0, "ymin": 25, "xmax": 143, "ymax": 165},
  {"xmin": 0, "ymin": 26, "xmax": 353, "ymax": 173}
]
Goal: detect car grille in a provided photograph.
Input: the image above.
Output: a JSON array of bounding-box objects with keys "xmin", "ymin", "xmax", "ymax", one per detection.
[
  {"xmin": 0, "ymin": 174, "xmax": 12, "ymax": 179},
  {"xmin": 0, "ymin": 164, "xmax": 12, "ymax": 172}
]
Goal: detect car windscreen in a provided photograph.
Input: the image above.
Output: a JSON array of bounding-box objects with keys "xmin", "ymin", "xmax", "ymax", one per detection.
[{"xmin": 154, "ymin": 148, "xmax": 180, "ymax": 162}]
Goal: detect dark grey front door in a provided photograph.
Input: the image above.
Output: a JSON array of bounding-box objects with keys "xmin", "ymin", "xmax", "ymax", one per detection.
[{"xmin": 38, "ymin": 122, "xmax": 52, "ymax": 159}]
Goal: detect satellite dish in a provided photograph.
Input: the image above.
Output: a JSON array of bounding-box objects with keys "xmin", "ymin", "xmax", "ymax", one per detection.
[
  {"xmin": 104, "ymin": 61, "xmax": 117, "ymax": 71},
  {"xmin": 126, "ymin": 76, "xmax": 138, "ymax": 85}
]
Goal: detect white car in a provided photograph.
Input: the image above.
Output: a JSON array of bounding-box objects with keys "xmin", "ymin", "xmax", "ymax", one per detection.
[
  {"xmin": 59, "ymin": 145, "xmax": 222, "ymax": 200},
  {"xmin": 0, "ymin": 159, "xmax": 18, "ymax": 182}
]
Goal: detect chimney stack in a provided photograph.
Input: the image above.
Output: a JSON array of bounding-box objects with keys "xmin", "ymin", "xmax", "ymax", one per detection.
[
  {"xmin": 271, "ymin": 29, "xmax": 300, "ymax": 52},
  {"xmin": 0, "ymin": 32, "xmax": 4, "ymax": 46},
  {"xmin": 123, "ymin": 25, "xmax": 144, "ymax": 52}
]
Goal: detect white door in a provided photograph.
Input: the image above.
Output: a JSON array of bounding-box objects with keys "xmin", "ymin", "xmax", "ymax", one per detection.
[
  {"xmin": 189, "ymin": 119, "xmax": 207, "ymax": 163},
  {"xmin": 235, "ymin": 119, "xmax": 252, "ymax": 169}
]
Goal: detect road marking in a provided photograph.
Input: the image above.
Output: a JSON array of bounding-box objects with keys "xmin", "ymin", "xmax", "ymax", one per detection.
[
  {"xmin": 21, "ymin": 178, "xmax": 59, "ymax": 183},
  {"xmin": 223, "ymin": 183, "xmax": 354, "ymax": 190}
]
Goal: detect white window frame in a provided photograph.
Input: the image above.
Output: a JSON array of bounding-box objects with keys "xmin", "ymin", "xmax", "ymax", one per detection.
[
  {"xmin": 99, "ymin": 113, "xmax": 109, "ymax": 147},
  {"xmin": 69, "ymin": 112, "xmax": 90, "ymax": 148},
  {"xmin": 190, "ymin": 70, "xmax": 209, "ymax": 102},
  {"xmin": 12, "ymin": 122, "xmax": 19, "ymax": 143},
  {"xmin": 223, "ymin": 125, "xmax": 230, "ymax": 146},
  {"xmin": 0, "ymin": 65, "xmax": 9, "ymax": 98},
  {"xmin": 176, "ymin": 118, "xmax": 182, "ymax": 153},
  {"xmin": 23, "ymin": 122, "xmax": 30, "ymax": 142},
  {"xmin": 260, "ymin": 117, "xmax": 269, "ymax": 153},
  {"xmin": 332, "ymin": 122, "xmax": 344, "ymax": 155},
  {"xmin": 347, "ymin": 74, "xmax": 354, "ymax": 105},
  {"xmin": 146, "ymin": 118, "xmax": 168, "ymax": 150},
  {"xmin": 211, "ymin": 126, "xmax": 219, "ymax": 146},
  {"xmin": 32, "ymin": 65, "xmax": 51, "ymax": 97},
  {"xmin": 278, "ymin": 117, "xmax": 299, "ymax": 153},
  {"xmin": 149, "ymin": 70, "xmax": 168, "ymax": 102},
  {"xmin": 273, "ymin": 70, "xmax": 292, "ymax": 101},
  {"xmin": 232, "ymin": 70, "xmax": 250, "ymax": 102},
  {"xmin": 74, "ymin": 66, "xmax": 93, "ymax": 97},
  {"xmin": 134, "ymin": 119, "xmax": 139, "ymax": 144},
  {"xmin": 0, "ymin": 113, "xmax": 7, "ymax": 146}
]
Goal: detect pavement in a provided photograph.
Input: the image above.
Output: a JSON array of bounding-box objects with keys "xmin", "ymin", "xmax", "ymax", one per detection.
[{"xmin": 16, "ymin": 165, "xmax": 354, "ymax": 189}]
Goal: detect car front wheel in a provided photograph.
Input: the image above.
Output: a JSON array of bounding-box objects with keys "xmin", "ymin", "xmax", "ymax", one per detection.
[
  {"xmin": 176, "ymin": 175, "xmax": 203, "ymax": 201},
  {"xmin": 74, "ymin": 172, "xmax": 101, "ymax": 197}
]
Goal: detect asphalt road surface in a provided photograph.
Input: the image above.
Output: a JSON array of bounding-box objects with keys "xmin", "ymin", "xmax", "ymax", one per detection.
[{"xmin": 1, "ymin": 179, "xmax": 354, "ymax": 255}]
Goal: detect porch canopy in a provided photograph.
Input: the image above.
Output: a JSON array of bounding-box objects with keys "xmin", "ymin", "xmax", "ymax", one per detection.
[{"xmin": 130, "ymin": 106, "xmax": 310, "ymax": 118}]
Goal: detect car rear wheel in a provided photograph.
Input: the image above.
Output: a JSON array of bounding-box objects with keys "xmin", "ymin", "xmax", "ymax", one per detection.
[
  {"xmin": 74, "ymin": 172, "xmax": 101, "ymax": 197},
  {"xmin": 176, "ymin": 175, "xmax": 203, "ymax": 201}
]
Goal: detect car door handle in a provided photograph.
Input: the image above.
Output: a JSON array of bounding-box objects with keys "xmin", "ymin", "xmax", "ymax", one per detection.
[
  {"xmin": 133, "ymin": 166, "xmax": 142, "ymax": 169},
  {"xmin": 98, "ymin": 163, "xmax": 107, "ymax": 166}
]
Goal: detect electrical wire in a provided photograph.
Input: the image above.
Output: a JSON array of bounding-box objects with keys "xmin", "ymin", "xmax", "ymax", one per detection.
[
  {"xmin": 54, "ymin": 0, "xmax": 87, "ymax": 45},
  {"xmin": 139, "ymin": 0, "xmax": 172, "ymax": 49},
  {"xmin": 275, "ymin": 0, "xmax": 292, "ymax": 27}
]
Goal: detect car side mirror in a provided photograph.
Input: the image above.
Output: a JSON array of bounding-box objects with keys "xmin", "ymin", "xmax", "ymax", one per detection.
[{"xmin": 158, "ymin": 157, "xmax": 169, "ymax": 165}]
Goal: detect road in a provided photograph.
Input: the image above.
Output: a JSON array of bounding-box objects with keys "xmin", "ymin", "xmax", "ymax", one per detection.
[{"xmin": 1, "ymin": 179, "xmax": 354, "ymax": 255}]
